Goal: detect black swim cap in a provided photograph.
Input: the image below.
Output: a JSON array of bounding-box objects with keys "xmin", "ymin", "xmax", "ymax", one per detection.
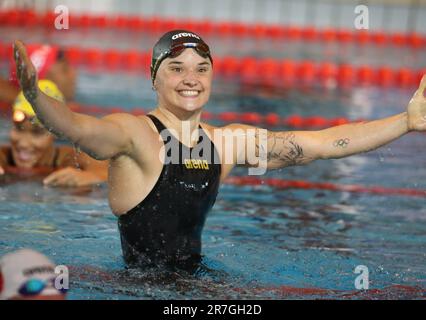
[{"xmin": 150, "ymin": 30, "xmax": 213, "ymax": 84}]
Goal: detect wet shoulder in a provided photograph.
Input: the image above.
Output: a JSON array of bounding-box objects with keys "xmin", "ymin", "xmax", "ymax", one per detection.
[
  {"xmin": 102, "ymin": 113, "xmax": 155, "ymax": 138},
  {"xmin": 200, "ymin": 122, "xmax": 254, "ymax": 143},
  {"xmin": 104, "ymin": 113, "xmax": 161, "ymax": 141}
]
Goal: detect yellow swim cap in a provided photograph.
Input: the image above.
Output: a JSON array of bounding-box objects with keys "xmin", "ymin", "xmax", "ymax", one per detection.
[{"xmin": 12, "ymin": 80, "xmax": 65, "ymax": 123}]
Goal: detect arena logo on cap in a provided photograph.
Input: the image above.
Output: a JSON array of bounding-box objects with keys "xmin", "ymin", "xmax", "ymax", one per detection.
[
  {"xmin": 23, "ymin": 266, "xmax": 55, "ymax": 277},
  {"xmin": 172, "ymin": 32, "xmax": 201, "ymax": 40}
]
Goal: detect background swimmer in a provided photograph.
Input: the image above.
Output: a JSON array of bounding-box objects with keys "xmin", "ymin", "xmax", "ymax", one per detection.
[
  {"xmin": 0, "ymin": 249, "xmax": 67, "ymax": 300},
  {"xmin": 0, "ymin": 80, "xmax": 107, "ymax": 187},
  {"xmin": 0, "ymin": 44, "xmax": 76, "ymax": 105}
]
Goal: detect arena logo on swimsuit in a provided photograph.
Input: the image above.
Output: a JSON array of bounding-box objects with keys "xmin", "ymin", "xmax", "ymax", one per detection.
[
  {"xmin": 184, "ymin": 159, "xmax": 209, "ymax": 170},
  {"xmin": 172, "ymin": 32, "xmax": 201, "ymax": 40}
]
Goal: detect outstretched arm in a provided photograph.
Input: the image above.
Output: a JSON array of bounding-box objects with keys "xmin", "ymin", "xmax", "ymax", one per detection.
[
  {"xmin": 262, "ymin": 112, "xmax": 408, "ymax": 169},
  {"xmin": 269, "ymin": 75, "xmax": 425, "ymax": 169},
  {"xmin": 232, "ymin": 75, "xmax": 426, "ymax": 171},
  {"xmin": 13, "ymin": 40, "xmax": 136, "ymax": 160}
]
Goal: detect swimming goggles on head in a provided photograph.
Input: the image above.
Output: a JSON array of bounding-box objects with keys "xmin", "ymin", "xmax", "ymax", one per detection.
[
  {"xmin": 151, "ymin": 42, "xmax": 212, "ymax": 82},
  {"xmin": 18, "ymin": 277, "xmax": 67, "ymax": 296}
]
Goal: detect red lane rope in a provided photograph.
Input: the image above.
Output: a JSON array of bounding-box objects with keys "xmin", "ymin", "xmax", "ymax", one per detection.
[
  {"xmin": 1, "ymin": 42, "xmax": 424, "ymax": 89},
  {"xmin": 0, "ymin": 101, "xmax": 361, "ymax": 128},
  {"xmin": 0, "ymin": 9, "xmax": 425, "ymax": 48},
  {"xmin": 1, "ymin": 165, "xmax": 423, "ymax": 198},
  {"xmin": 4, "ymin": 102, "xmax": 426, "ymax": 131},
  {"xmin": 224, "ymin": 176, "xmax": 426, "ymax": 198},
  {"xmin": 70, "ymin": 104, "xmax": 362, "ymax": 128},
  {"xmin": 0, "ymin": 102, "xmax": 423, "ymax": 197}
]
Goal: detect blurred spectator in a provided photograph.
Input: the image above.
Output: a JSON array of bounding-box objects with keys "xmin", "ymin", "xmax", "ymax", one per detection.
[{"xmin": 0, "ymin": 79, "xmax": 107, "ymax": 187}]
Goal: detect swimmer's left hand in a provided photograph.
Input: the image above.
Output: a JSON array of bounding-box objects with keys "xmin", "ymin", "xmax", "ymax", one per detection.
[
  {"xmin": 407, "ymin": 74, "xmax": 426, "ymax": 131},
  {"xmin": 13, "ymin": 40, "xmax": 39, "ymax": 103},
  {"xmin": 43, "ymin": 167, "xmax": 102, "ymax": 188}
]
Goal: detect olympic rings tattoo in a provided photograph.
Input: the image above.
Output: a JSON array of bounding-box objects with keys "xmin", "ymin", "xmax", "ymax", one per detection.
[{"xmin": 333, "ymin": 138, "xmax": 350, "ymax": 148}]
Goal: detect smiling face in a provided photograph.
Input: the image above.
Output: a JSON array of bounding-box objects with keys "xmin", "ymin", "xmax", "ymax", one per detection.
[
  {"xmin": 154, "ymin": 48, "xmax": 213, "ymax": 116},
  {"xmin": 9, "ymin": 119, "xmax": 55, "ymax": 168}
]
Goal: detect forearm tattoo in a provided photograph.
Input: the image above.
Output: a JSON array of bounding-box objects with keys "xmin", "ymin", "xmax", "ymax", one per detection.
[
  {"xmin": 333, "ymin": 138, "xmax": 350, "ymax": 148},
  {"xmin": 256, "ymin": 131, "xmax": 311, "ymax": 167}
]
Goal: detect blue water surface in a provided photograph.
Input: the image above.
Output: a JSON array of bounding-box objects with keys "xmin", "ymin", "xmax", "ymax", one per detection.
[{"xmin": 0, "ymin": 28, "xmax": 425, "ymax": 299}]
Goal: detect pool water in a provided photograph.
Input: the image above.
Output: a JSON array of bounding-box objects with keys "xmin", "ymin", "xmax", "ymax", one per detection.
[
  {"xmin": 0, "ymin": 28, "xmax": 425, "ymax": 299},
  {"xmin": 1, "ymin": 78, "xmax": 425, "ymax": 299}
]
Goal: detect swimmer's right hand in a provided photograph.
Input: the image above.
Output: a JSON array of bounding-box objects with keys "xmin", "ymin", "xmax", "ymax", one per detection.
[
  {"xmin": 13, "ymin": 40, "xmax": 39, "ymax": 103},
  {"xmin": 0, "ymin": 166, "xmax": 4, "ymax": 175}
]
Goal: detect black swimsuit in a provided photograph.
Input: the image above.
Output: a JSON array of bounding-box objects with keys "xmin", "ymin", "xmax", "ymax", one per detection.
[{"xmin": 118, "ymin": 115, "xmax": 221, "ymax": 268}]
